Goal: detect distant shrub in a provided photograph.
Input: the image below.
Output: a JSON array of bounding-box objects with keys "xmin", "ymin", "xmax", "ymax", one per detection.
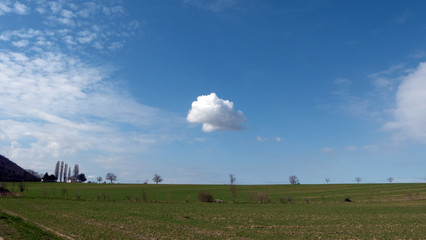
[
  {"xmin": 280, "ymin": 196, "xmax": 293, "ymax": 204},
  {"xmin": 142, "ymin": 190, "xmax": 147, "ymax": 202},
  {"xmin": 366, "ymin": 191, "xmax": 375, "ymax": 203},
  {"xmin": 257, "ymin": 192, "xmax": 271, "ymax": 204},
  {"xmin": 248, "ymin": 190, "xmax": 257, "ymax": 203},
  {"xmin": 102, "ymin": 192, "xmax": 110, "ymax": 201},
  {"xmin": 406, "ymin": 192, "xmax": 421, "ymax": 201},
  {"xmin": 61, "ymin": 188, "xmax": 68, "ymax": 199},
  {"xmin": 198, "ymin": 192, "xmax": 214, "ymax": 202}
]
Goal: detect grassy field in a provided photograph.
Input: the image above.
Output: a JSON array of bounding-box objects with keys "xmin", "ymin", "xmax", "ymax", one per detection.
[{"xmin": 0, "ymin": 182, "xmax": 425, "ymax": 239}]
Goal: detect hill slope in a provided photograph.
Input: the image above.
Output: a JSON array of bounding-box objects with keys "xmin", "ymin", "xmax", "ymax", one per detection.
[{"xmin": 0, "ymin": 154, "xmax": 40, "ymax": 182}]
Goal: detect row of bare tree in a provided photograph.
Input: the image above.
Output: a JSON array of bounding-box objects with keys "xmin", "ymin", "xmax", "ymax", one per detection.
[
  {"xmin": 326, "ymin": 177, "xmax": 394, "ymax": 184},
  {"xmin": 227, "ymin": 175, "xmax": 396, "ymax": 201}
]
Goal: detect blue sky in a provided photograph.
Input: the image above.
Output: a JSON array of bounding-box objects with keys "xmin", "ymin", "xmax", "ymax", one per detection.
[{"xmin": 1, "ymin": 0, "xmax": 426, "ymax": 184}]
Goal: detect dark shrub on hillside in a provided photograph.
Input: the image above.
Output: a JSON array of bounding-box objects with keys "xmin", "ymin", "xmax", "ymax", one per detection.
[
  {"xmin": 0, "ymin": 185, "xmax": 17, "ymax": 197},
  {"xmin": 198, "ymin": 192, "xmax": 214, "ymax": 202},
  {"xmin": 0, "ymin": 185, "xmax": 11, "ymax": 196}
]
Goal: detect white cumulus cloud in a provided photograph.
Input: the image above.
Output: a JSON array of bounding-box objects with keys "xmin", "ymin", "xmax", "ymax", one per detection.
[
  {"xmin": 187, "ymin": 93, "xmax": 246, "ymax": 132},
  {"xmin": 384, "ymin": 62, "xmax": 426, "ymax": 142}
]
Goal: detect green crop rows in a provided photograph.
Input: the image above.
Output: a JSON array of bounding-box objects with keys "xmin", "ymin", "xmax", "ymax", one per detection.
[{"xmin": 0, "ymin": 183, "xmax": 425, "ymax": 239}]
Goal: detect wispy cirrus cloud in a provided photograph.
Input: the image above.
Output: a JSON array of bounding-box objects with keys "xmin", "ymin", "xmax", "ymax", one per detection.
[
  {"xmin": 257, "ymin": 136, "xmax": 282, "ymax": 142},
  {"xmin": 0, "ymin": 1, "xmax": 141, "ymax": 54},
  {"xmin": 0, "ymin": 1, "xmax": 29, "ymax": 15},
  {"xmin": 368, "ymin": 63, "xmax": 405, "ymax": 91},
  {"xmin": 329, "ymin": 63, "xmax": 407, "ymax": 121},
  {"xmin": 332, "ymin": 78, "xmax": 380, "ymax": 120},
  {"xmin": 183, "ymin": 0, "xmax": 239, "ymax": 12},
  {"xmin": 0, "ymin": 1, "xmax": 175, "ymax": 180},
  {"xmin": 320, "ymin": 147, "xmax": 335, "ymax": 154},
  {"xmin": 257, "ymin": 136, "xmax": 267, "ymax": 142},
  {"xmin": 0, "ymin": 51, "xmax": 161, "ymax": 126},
  {"xmin": 331, "ymin": 65, "xmax": 407, "ymax": 122},
  {"xmin": 0, "ymin": 50, "xmax": 172, "ymax": 170}
]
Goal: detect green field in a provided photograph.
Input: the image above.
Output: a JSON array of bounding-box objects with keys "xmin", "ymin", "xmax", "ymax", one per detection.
[{"xmin": 0, "ymin": 183, "xmax": 425, "ymax": 239}]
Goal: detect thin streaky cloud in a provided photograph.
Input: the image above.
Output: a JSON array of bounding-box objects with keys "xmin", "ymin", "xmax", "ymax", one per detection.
[{"xmin": 183, "ymin": 0, "xmax": 239, "ymax": 12}]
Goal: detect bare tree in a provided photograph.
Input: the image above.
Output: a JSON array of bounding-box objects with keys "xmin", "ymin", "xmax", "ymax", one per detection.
[
  {"xmin": 355, "ymin": 177, "xmax": 362, "ymax": 184},
  {"xmin": 59, "ymin": 161, "xmax": 64, "ymax": 182},
  {"xmin": 63, "ymin": 163, "xmax": 68, "ymax": 182},
  {"xmin": 229, "ymin": 174, "xmax": 237, "ymax": 202},
  {"xmin": 106, "ymin": 173, "xmax": 117, "ymax": 184},
  {"xmin": 152, "ymin": 174, "xmax": 163, "ymax": 184},
  {"xmin": 97, "ymin": 176, "xmax": 103, "ymax": 184},
  {"xmin": 289, "ymin": 175, "xmax": 299, "ymax": 185},
  {"xmin": 54, "ymin": 161, "xmax": 60, "ymax": 179},
  {"xmin": 325, "ymin": 178, "xmax": 330, "ymax": 184},
  {"xmin": 387, "ymin": 177, "xmax": 394, "ymax": 183},
  {"xmin": 230, "ymin": 174, "xmax": 236, "ymax": 185}
]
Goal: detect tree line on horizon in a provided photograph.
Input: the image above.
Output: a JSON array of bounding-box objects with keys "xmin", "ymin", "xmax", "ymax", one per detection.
[
  {"xmin": 97, "ymin": 173, "xmax": 164, "ymax": 184},
  {"xmin": 41, "ymin": 161, "xmax": 86, "ymax": 183}
]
